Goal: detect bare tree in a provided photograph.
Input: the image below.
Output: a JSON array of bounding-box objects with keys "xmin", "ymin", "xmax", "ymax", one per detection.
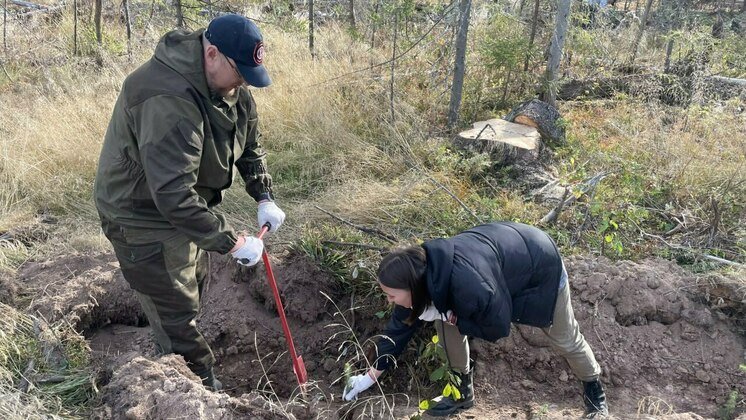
[
  {"xmin": 309, "ymin": 0, "xmax": 315, "ymax": 57},
  {"xmin": 3, "ymin": 0, "xmax": 7, "ymax": 55},
  {"xmin": 390, "ymin": 11, "xmax": 398, "ymax": 122},
  {"xmin": 541, "ymin": 0, "xmax": 571, "ymax": 107},
  {"xmin": 447, "ymin": 0, "xmax": 472, "ymax": 129},
  {"xmin": 73, "ymin": 0, "xmax": 78, "ymax": 55},
  {"xmin": 524, "ymin": 0, "xmax": 540, "ymax": 72},
  {"xmin": 628, "ymin": 0, "xmax": 654, "ymax": 66},
  {"xmin": 349, "ymin": 0, "xmax": 356, "ymax": 29},
  {"xmin": 123, "ymin": 0, "xmax": 132, "ymax": 57},
  {"xmin": 94, "ymin": 0, "xmax": 102, "ymax": 45},
  {"xmin": 175, "ymin": 0, "xmax": 184, "ymax": 27}
]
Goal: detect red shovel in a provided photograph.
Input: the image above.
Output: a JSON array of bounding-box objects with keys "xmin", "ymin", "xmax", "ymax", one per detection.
[{"xmin": 257, "ymin": 224, "xmax": 308, "ymax": 392}]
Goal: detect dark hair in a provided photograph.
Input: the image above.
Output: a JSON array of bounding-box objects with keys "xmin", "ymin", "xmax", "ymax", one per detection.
[{"xmin": 377, "ymin": 246, "xmax": 431, "ymax": 325}]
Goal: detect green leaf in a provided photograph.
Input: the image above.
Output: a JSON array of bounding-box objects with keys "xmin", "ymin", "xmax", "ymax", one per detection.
[
  {"xmin": 604, "ymin": 234, "xmax": 613, "ymax": 243},
  {"xmin": 740, "ymin": 364, "xmax": 746, "ymax": 372},
  {"xmin": 374, "ymin": 311, "xmax": 387, "ymax": 319},
  {"xmin": 431, "ymin": 335, "xmax": 439, "ymax": 344},
  {"xmin": 610, "ymin": 219, "xmax": 619, "ymax": 229},
  {"xmin": 443, "ymin": 383, "xmax": 452, "ymax": 397},
  {"xmin": 418, "ymin": 399, "xmax": 431, "ymax": 410},
  {"xmin": 429, "ymin": 366, "xmax": 445, "ymax": 382},
  {"xmin": 452, "ymin": 386, "xmax": 461, "ymax": 400}
]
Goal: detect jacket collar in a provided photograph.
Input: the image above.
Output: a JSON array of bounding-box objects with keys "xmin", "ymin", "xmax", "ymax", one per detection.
[{"xmin": 422, "ymin": 239, "xmax": 454, "ymax": 311}]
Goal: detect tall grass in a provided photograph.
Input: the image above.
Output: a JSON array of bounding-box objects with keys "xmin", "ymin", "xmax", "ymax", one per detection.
[{"xmin": 0, "ymin": 303, "xmax": 94, "ymax": 419}]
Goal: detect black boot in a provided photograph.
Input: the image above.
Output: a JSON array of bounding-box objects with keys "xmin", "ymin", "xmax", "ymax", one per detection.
[
  {"xmin": 198, "ymin": 368, "xmax": 223, "ymax": 391},
  {"xmin": 424, "ymin": 370, "xmax": 474, "ymax": 417},
  {"xmin": 583, "ymin": 379, "xmax": 608, "ymax": 417}
]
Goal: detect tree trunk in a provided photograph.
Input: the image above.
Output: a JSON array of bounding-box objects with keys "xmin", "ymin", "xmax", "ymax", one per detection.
[
  {"xmin": 501, "ymin": 68, "xmax": 512, "ymax": 105},
  {"xmin": 123, "ymin": 0, "xmax": 132, "ymax": 57},
  {"xmin": 390, "ymin": 11, "xmax": 397, "ymax": 122},
  {"xmin": 175, "ymin": 0, "xmax": 184, "ymax": 28},
  {"xmin": 628, "ymin": 0, "xmax": 654, "ymax": 65},
  {"xmin": 541, "ymin": 0, "xmax": 572, "ymax": 107},
  {"xmin": 518, "ymin": 0, "xmax": 527, "ymax": 14},
  {"xmin": 73, "ymin": 0, "xmax": 78, "ymax": 55},
  {"xmin": 309, "ymin": 0, "xmax": 315, "ymax": 57},
  {"xmin": 3, "ymin": 0, "xmax": 7, "ymax": 55},
  {"xmin": 94, "ymin": 0, "xmax": 102, "ymax": 45},
  {"xmin": 524, "ymin": 0, "xmax": 540, "ymax": 72},
  {"xmin": 348, "ymin": 0, "xmax": 356, "ymax": 28},
  {"xmin": 504, "ymin": 98, "xmax": 566, "ymax": 144},
  {"xmin": 623, "ymin": 0, "xmax": 629, "ymax": 12},
  {"xmin": 370, "ymin": 0, "xmax": 380, "ymax": 48},
  {"xmin": 454, "ymin": 119, "xmax": 541, "ymax": 165},
  {"xmin": 664, "ymin": 38, "xmax": 674, "ymax": 73},
  {"xmin": 447, "ymin": 0, "xmax": 472, "ymax": 129}
]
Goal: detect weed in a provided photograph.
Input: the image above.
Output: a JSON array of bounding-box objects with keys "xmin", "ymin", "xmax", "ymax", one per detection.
[{"xmin": 718, "ymin": 390, "xmax": 742, "ymax": 420}]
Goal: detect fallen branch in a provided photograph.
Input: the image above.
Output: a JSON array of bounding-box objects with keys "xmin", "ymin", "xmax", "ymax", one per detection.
[
  {"xmin": 702, "ymin": 254, "xmax": 745, "ymax": 269},
  {"xmin": 540, "ymin": 186, "xmax": 571, "ymax": 225},
  {"xmin": 314, "ymin": 205, "xmax": 397, "ymax": 244},
  {"xmin": 634, "ymin": 222, "xmax": 745, "ymax": 269},
  {"xmin": 321, "ymin": 240, "xmax": 387, "ymax": 253},
  {"xmin": 423, "ymin": 174, "xmax": 480, "ymax": 223},
  {"xmin": 10, "ymin": 0, "xmax": 45, "ymax": 9},
  {"xmin": 17, "ymin": 4, "xmax": 63, "ymax": 17}
]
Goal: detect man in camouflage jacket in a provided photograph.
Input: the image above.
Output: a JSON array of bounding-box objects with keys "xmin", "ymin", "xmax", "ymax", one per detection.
[{"xmin": 94, "ymin": 14, "xmax": 284, "ymax": 390}]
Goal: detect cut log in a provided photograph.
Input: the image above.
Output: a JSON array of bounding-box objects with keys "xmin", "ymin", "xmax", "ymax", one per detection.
[
  {"xmin": 453, "ymin": 118, "xmax": 541, "ymax": 164},
  {"xmin": 504, "ymin": 99, "xmax": 566, "ymax": 145}
]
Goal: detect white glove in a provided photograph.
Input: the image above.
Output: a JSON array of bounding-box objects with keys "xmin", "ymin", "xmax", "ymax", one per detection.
[
  {"xmin": 343, "ymin": 373, "xmax": 376, "ymax": 401},
  {"xmin": 257, "ymin": 201, "xmax": 285, "ymax": 233},
  {"xmin": 231, "ymin": 236, "xmax": 264, "ymax": 266},
  {"xmin": 418, "ymin": 305, "xmax": 442, "ymax": 322},
  {"xmin": 418, "ymin": 305, "xmax": 455, "ymax": 323}
]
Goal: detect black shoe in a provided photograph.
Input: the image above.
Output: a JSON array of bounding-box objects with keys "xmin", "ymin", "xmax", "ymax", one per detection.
[
  {"xmin": 199, "ymin": 369, "xmax": 223, "ymax": 391},
  {"xmin": 583, "ymin": 379, "xmax": 609, "ymax": 417},
  {"xmin": 425, "ymin": 370, "xmax": 474, "ymax": 417}
]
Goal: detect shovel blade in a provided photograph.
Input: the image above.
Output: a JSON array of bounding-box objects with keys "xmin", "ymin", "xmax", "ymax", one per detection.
[{"xmin": 293, "ymin": 355, "xmax": 308, "ymax": 385}]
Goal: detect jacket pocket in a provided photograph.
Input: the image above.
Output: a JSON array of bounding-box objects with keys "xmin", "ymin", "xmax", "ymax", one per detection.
[{"xmin": 111, "ymin": 241, "xmax": 171, "ymax": 296}]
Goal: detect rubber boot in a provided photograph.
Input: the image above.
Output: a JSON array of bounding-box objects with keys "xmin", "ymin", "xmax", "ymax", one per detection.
[
  {"xmin": 583, "ymin": 379, "xmax": 609, "ymax": 418},
  {"xmin": 199, "ymin": 368, "xmax": 223, "ymax": 391},
  {"xmin": 424, "ymin": 370, "xmax": 474, "ymax": 417}
]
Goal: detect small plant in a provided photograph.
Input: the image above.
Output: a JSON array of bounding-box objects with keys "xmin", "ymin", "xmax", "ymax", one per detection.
[
  {"xmin": 417, "ymin": 335, "xmax": 462, "ymax": 410},
  {"xmin": 717, "ymin": 390, "xmax": 741, "ymax": 420}
]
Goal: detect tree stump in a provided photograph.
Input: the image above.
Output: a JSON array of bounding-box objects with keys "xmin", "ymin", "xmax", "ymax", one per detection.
[
  {"xmin": 504, "ymin": 99, "xmax": 566, "ymax": 145},
  {"xmin": 453, "ymin": 119, "xmax": 541, "ymax": 165}
]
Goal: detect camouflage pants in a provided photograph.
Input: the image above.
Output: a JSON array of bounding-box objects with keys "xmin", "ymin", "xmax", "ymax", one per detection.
[{"xmin": 101, "ymin": 219, "xmax": 214, "ymax": 378}]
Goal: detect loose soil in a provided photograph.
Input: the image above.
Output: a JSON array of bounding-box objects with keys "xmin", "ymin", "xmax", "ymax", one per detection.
[{"xmin": 7, "ymin": 247, "xmax": 746, "ymax": 419}]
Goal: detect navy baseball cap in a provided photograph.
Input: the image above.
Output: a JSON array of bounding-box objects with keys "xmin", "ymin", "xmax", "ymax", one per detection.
[{"xmin": 205, "ymin": 14, "xmax": 271, "ymax": 87}]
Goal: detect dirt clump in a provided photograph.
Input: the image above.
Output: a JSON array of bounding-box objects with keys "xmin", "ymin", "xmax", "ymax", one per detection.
[
  {"xmin": 467, "ymin": 256, "xmax": 745, "ymax": 418},
  {"xmin": 92, "ymin": 354, "xmax": 291, "ymax": 420},
  {"xmin": 15, "ymin": 252, "xmax": 143, "ymax": 331}
]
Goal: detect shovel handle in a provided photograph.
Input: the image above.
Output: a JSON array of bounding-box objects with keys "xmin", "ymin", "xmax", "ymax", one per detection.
[{"xmin": 257, "ymin": 223, "xmax": 271, "ymax": 240}]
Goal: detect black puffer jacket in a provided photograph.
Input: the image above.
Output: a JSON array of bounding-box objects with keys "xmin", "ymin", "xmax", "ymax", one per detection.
[{"xmin": 374, "ymin": 222, "xmax": 563, "ymax": 370}]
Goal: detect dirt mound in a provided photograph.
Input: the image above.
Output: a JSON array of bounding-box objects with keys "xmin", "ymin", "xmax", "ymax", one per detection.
[
  {"xmin": 6, "ymin": 249, "xmax": 744, "ymax": 418},
  {"xmin": 467, "ymin": 256, "xmax": 746, "ymax": 418},
  {"xmin": 92, "ymin": 354, "xmax": 291, "ymax": 419},
  {"xmin": 15, "ymin": 252, "xmax": 143, "ymax": 331},
  {"xmin": 197, "ymin": 250, "xmax": 344, "ymax": 398}
]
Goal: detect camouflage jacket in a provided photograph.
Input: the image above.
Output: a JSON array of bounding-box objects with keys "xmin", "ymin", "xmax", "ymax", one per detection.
[{"xmin": 94, "ymin": 28, "xmax": 273, "ymax": 254}]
